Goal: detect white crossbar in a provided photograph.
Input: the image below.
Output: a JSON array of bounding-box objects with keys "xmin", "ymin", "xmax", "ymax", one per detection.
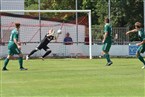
[{"xmin": 0, "ymin": 10, "xmax": 91, "ymax": 13}]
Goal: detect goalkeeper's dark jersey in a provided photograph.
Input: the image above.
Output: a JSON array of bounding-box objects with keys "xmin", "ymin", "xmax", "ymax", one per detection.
[
  {"xmin": 37, "ymin": 35, "xmax": 54, "ymax": 50},
  {"xmin": 41, "ymin": 35, "xmax": 54, "ymax": 45}
]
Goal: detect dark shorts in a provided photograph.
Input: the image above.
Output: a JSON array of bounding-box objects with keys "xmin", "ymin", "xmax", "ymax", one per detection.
[
  {"xmin": 8, "ymin": 42, "xmax": 21, "ymax": 55},
  {"xmin": 102, "ymin": 42, "xmax": 111, "ymax": 53},
  {"xmin": 137, "ymin": 45, "xmax": 145, "ymax": 54},
  {"xmin": 8, "ymin": 45, "xmax": 21, "ymax": 55},
  {"xmin": 37, "ymin": 43, "xmax": 49, "ymax": 51}
]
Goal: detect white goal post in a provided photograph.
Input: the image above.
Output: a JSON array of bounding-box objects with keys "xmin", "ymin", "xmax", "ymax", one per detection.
[{"xmin": 0, "ymin": 10, "xmax": 92, "ymax": 59}]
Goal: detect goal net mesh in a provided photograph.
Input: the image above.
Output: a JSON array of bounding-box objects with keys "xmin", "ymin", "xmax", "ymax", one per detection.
[{"xmin": 0, "ymin": 11, "xmax": 91, "ymax": 58}]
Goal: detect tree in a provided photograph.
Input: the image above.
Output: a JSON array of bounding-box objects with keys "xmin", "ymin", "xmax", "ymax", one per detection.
[
  {"xmin": 25, "ymin": 0, "xmax": 76, "ymax": 20},
  {"xmin": 111, "ymin": 0, "xmax": 143, "ymax": 27},
  {"xmin": 24, "ymin": 0, "xmax": 144, "ymax": 27}
]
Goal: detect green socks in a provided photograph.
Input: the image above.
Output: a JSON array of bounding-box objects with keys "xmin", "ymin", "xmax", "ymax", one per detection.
[
  {"xmin": 18, "ymin": 57, "xmax": 23, "ymax": 68},
  {"xmin": 104, "ymin": 54, "xmax": 111, "ymax": 62},
  {"xmin": 138, "ymin": 55, "xmax": 145, "ymax": 65},
  {"xmin": 3, "ymin": 58, "xmax": 9, "ymax": 69}
]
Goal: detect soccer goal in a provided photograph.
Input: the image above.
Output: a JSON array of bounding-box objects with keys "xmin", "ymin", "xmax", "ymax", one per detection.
[{"xmin": 0, "ymin": 10, "xmax": 92, "ymax": 59}]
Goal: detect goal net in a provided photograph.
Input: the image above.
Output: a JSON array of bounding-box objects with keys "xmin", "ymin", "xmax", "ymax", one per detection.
[{"xmin": 0, "ymin": 10, "xmax": 92, "ymax": 59}]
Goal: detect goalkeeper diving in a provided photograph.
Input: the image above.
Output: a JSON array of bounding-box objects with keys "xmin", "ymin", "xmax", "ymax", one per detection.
[{"xmin": 26, "ymin": 29, "xmax": 61, "ymax": 60}]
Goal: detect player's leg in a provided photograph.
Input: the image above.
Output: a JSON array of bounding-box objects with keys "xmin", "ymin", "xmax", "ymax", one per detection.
[
  {"xmin": 26, "ymin": 47, "xmax": 39, "ymax": 60},
  {"xmin": 102, "ymin": 43, "xmax": 112, "ymax": 66},
  {"xmin": 42, "ymin": 46, "xmax": 51, "ymax": 58},
  {"xmin": 28, "ymin": 48, "xmax": 39, "ymax": 57},
  {"xmin": 18, "ymin": 53, "xmax": 27, "ymax": 70},
  {"xmin": 2, "ymin": 55, "xmax": 12, "ymax": 71},
  {"xmin": 13, "ymin": 47, "xmax": 27, "ymax": 70},
  {"xmin": 136, "ymin": 45, "xmax": 145, "ymax": 69},
  {"xmin": 2, "ymin": 46, "xmax": 14, "ymax": 71}
]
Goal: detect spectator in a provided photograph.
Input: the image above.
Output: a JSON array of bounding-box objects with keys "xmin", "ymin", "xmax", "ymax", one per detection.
[
  {"xmin": 84, "ymin": 33, "xmax": 89, "ymax": 45},
  {"xmin": 84, "ymin": 33, "xmax": 93, "ymax": 45},
  {"xmin": 63, "ymin": 32, "xmax": 73, "ymax": 45}
]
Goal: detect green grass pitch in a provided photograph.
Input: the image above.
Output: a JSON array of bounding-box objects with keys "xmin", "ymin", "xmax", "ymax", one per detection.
[{"xmin": 0, "ymin": 58, "xmax": 144, "ymax": 97}]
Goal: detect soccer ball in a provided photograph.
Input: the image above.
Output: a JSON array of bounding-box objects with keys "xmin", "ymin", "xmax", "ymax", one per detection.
[
  {"xmin": 57, "ymin": 29, "xmax": 62, "ymax": 34},
  {"xmin": 99, "ymin": 56, "xmax": 102, "ymax": 58}
]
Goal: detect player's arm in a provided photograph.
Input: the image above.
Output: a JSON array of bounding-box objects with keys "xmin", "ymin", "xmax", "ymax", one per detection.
[
  {"xmin": 126, "ymin": 29, "xmax": 138, "ymax": 35},
  {"xmin": 136, "ymin": 39, "xmax": 145, "ymax": 46},
  {"xmin": 102, "ymin": 32, "xmax": 108, "ymax": 43},
  {"xmin": 53, "ymin": 29, "xmax": 62, "ymax": 42},
  {"xmin": 102, "ymin": 25, "xmax": 109, "ymax": 43},
  {"xmin": 47, "ymin": 29, "xmax": 55, "ymax": 36},
  {"xmin": 13, "ymin": 33, "xmax": 21, "ymax": 49},
  {"xmin": 14, "ymin": 38, "xmax": 21, "ymax": 49},
  {"xmin": 53, "ymin": 34, "xmax": 59, "ymax": 42}
]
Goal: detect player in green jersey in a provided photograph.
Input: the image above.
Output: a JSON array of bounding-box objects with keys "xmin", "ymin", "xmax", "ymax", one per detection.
[
  {"xmin": 2, "ymin": 22, "xmax": 27, "ymax": 71},
  {"xmin": 102, "ymin": 18, "xmax": 113, "ymax": 66},
  {"xmin": 126, "ymin": 22, "xmax": 145, "ymax": 69}
]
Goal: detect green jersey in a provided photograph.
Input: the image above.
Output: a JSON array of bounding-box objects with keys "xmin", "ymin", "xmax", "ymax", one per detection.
[
  {"xmin": 9, "ymin": 28, "xmax": 19, "ymax": 42},
  {"xmin": 7, "ymin": 28, "xmax": 21, "ymax": 55},
  {"xmin": 8, "ymin": 29, "xmax": 19, "ymax": 48},
  {"xmin": 104, "ymin": 23, "xmax": 112, "ymax": 43},
  {"xmin": 138, "ymin": 28, "xmax": 145, "ymax": 41},
  {"xmin": 137, "ymin": 28, "xmax": 145, "ymax": 54}
]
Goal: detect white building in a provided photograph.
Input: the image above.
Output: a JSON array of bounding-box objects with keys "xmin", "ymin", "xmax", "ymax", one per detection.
[{"xmin": 1, "ymin": 0, "xmax": 24, "ymax": 10}]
